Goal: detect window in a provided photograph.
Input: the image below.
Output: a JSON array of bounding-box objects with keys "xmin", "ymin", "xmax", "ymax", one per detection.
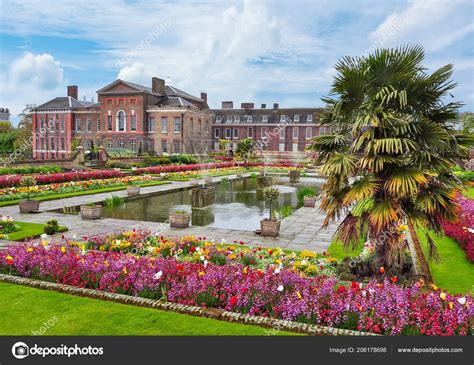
[
  {"xmin": 130, "ymin": 98, "xmax": 136, "ymax": 105},
  {"xmin": 198, "ymin": 119, "xmax": 202, "ymax": 133},
  {"xmin": 149, "ymin": 117, "xmax": 155, "ymax": 133},
  {"xmin": 306, "ymin": 127, "xmax": 312, "ymax": 139},
  {"xmin": 279, "ymin": 143, "xmax": 285, "ymax": 152},
  {"xmin": 280, "ymin": 115, "xmax": 286, "ymax": 122},
  {"xmin": 248, "ymin": 127, "xmax": 253, "ymax": 138},
  {"xmin": 130, "ymin": 140, "xmax": 137, "ymax": 152},
  {"xmin": 293, "ymin": 143, "xmax": 298, "ymax": 152},
  {"xmin": 262, "ymin": 115, "xmax": 268, "ymax": 122},
  {"xmin": 216, "ymin": 116, "xmax": 222, "ymax": 123},
  {"xmin": 60, "ymin": 116, "xmax": 65, "ymax": 131},
  {"xmin": 50, "ymin": 138, "xmax": 55, "ymax": 151},
  {"xmin": 261, "ymin": 127, "xmax": 268, "ymax": 139},
  {"xmin": 118, "ymin": 99, "xmax": 125, "ymax": 105},
  {"xmin": 235, "ymin": 115, "xmax": 241, "ymax": 122},
  {"xmin": 161, "ymin": 117, "xmax": 168, "ymax": 133},
  {"xmin": 41, "ymin": 138, "xmax": 45, "ymax": 149},
  {"xmin": 225, "ymin": 128, "xmax": 231, "ymax": 139},
  {"xmin": 106, "ymin": 99, "xmax": 113, "ymax": 105},
  {"xmin": 293, "ymin": 127, "xmax": 299, "ymax": 140},
  {"xmin": 294, "ymin": 114, "xmax": 299, "ymax": 122},
  {"xmin": 97, "ymin": 119, "xmax": 101, "ymax": 131},
  {"xmin": 40, "ymin": 116, "xmax": 44, "ymax": 129},
  {"xmin": 214, "ymin": 141, "xmax": 220, "ymax": 150},
  {"xmin": 233, "ymin": 128, "xmax": 239, "ymax": 138},
  {"xmin": 246, "ymin": 115, "xmax": 252, "ymax": 122},
  {"xmin": 320, "ymin": 127, "xmax": 327, "ymax": 135},
  {"xmin": 107, "ymin": 140, "xmax": 113, "ymax": 149},
  {"xmin": 61, "ymin": 138, "xmax": 65, "ymax": 151},
  {"xmin": 226, "ymin": 115, "xmax": 232, "ymax": 123},
  {"xmin": 214, "ymin": 128, "xmax": 220, "ymax": 138},
  {"xmin": 107, "ymin": 115, "xmax": 113, "ymax": 131},
  {"xmin": 161, "ymin": 140, "xmax": 167, "ymax": 153},
  {"xmin": 173, "ymin": 141, "xmax": 180, "ymax": 154},
  {"xmin": 75, "ymin": 119, "xmax": 81, "ymax": 131},
  {"xmin": 173, "ymin": 117, "xmax": 181, "ymax": 133},
  {"xmin": 279, "ymin": 127, "xmax": 285, "ymax": 139},
  {"xmin": 86, "ymin": 119, "xmax": 92, "ymax": 132},
  {"xmin": 49, "ymin": 118, "xmax": 55, "ymax": 130},
  {"xmin": 190, "ymin": 118, "xmax": 194, "ymax": 131},
  {"xmin": 205, "ymin": 121, "xmax": 209, "ymax": 133},
  {"xmin": 307, "ymin": 114, "xmax": 313, "ymax": 122},
  {"xmin": 118, "ymin": 140, "xmax": 125, "ymax": 149},
  {"xmin": 131, "ymin": 114, "xmax": 137, "ymax": 131},
  {"xmin": 117, "ymin": 111, "xmax": 125, "ymax": 132}
]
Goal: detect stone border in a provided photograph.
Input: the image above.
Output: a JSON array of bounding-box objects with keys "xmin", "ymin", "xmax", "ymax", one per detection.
[{"xmin": 0, "ymin": 274, "xmax": 376, "ymax": 336}]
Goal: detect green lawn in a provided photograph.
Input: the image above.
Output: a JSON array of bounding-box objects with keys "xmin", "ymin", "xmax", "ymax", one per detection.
[
  {"xmin": 463, "ymin": 187, "xmax": 474, "ymax": 199},
  {"xmin": 0, "ymin": 282, "xmax": 298, "ymax": 336},
  {"xmin": 327, "ymin": 239, "xmax": 364, "ymax": 260},
  {"xmin": 0, "ymin": 181, "xmax": 170, "ymax": 207},
  {"xmin": 3, "ymin": 222, "xmax": 68, "ymax": 241},
  {"xmin": 417, "ymin": 230, "xmax": 473, "ymax": 294}
]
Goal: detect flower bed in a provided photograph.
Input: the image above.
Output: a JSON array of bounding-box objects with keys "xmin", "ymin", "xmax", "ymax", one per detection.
[
  {"xmin": 70, "ymin": 231, "xmax": 338, "ymax": 277},
  {"xmin": 0, "ymin": 170, "xmax": 124, "ymax": 188},
  {"xmin": 442, "ymin": 194, "xmax": 474, "ymax": 262},
  {"xmin": 0, "ymin": 166, "xmax": 64, "ymax": 176},
  {"xmin": 0, "ymin": 176, "xmax": 153, "ymax": 203},
  {"xmin": 0, "ymin": 241, "xmax": 471, "ymax": 336}
]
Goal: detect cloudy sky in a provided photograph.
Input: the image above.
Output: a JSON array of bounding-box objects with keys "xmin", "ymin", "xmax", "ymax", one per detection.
[{"xmin": 0, "ymin": 0, "xmax": 473, "ymax": 124}]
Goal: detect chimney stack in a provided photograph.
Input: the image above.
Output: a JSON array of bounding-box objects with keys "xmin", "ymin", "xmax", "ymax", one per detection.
[
  {"xmin": 241, "ymin": 102, "xmax": 254, "ymax": 109},
  {"xmin": 200, "ymin": 92, "xmax": 208, "ymax": 103},
  {"xmin": 273, "ymin": 103, "xmax": 279, "ymax": 110},
  {"xmin": 152, "ymin": 77, "xmax": 165, "ymax": 94},
  {"xmin": 222, "ymin": 101, "xmax": 233, "ymax": 109},
  {"xmin": 67, "ymin": 85, "xmax": 78, "ymax": 100},
  {"xmin": 261, "ymin": 103, "xmax": 266, "ymax": 109}
]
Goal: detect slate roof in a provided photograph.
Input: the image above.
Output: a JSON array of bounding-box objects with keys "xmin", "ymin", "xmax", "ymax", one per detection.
[
  {"xmin": 35, "ymin": 97, "xmax": 92, "ymax": 111},
  {"xmin": 211, "ymin": 107, "xmax": 324, "ymax": 124}
]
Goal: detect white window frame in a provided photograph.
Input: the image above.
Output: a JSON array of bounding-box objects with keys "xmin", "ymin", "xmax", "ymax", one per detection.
[
  {"xmin": 216, "ymin": 115, "xmax": 222, "ymax": 123},
  {"xmin": 320, "ymin": 127, "xmax": 327, "ymax": 135},
  {"xmin": 247, "ymin": 115, "xmax": 252, "ymax": 122},
  {"xmin": 86, "ymin": 119, "xmax": 92, "ymax": 132},
  {"xmin": 130, "ymin": 114, "xmax": 137, "ymax": 132},
  {"xmin": 294, "ymin": 114, "xmax": 299, "ymax": 122},
  {"xmin": 161, "ymin": 117, "xmax": 168, "ymax": 134},
  {"xmin": 279, "ymin": 126, "xmax": 285, "ymax": 139},
  {"xmin": 307, "ymin": 114, "xmax": 313, "ymax": 122},
  {"xmin": 279, "ymin": 143, "xmax": 285, "ymax": 152},
  {"xmin": 116, "ymin": 110, "xmax": 126, "ymax": 132},
  {"xmin": 280, "ymin": 114, "xmax": 286, "ymax": 122},
  {"xmin": 262, "ymin": 115, "xmax": 268, "ymax": 122},
  {"xmin": 306, "ymin": 127, "xmax": 312, "ymax": 139},
  {"xmin": 226, "ymin": 115, "xmax": 232, "ymax": 123},
  {"xmin": 235, "ymin": 115, "xmax": 241, "ymax": 122},
  {"xmin": 75, "ymin": 118, "xmax": 81, "ymax": 131},
  {"xmin": 233, "ymin": 128, "xmax": 239, "ymax": 138},
  {"xmin": 214, "ymin": 128, "xmax": 220, "ymax": 138},
  {"xmin": 292, "ymin": 143, "xmax": 298, "ymax": 152},
  {"xmin": 225, "ymin": 128, "xmax": 231, "ymax": 139},
  {"xmin": 148, "ymin": 117, "xmax": 155, "ymax": 133},
  {"xmin": 173, "ymin": 117, "xmax": 181, "ymax": 133},
  {"xmin": 293, "ymin": 127, "xmax": 299, "ymax": 140},
  {"xmin": 96, "ymin": 118, "xmax": 101, "ymax": 131},
  {"xmin": 247, "ymin": 127, "xmax": 253, "ymax": 138}
]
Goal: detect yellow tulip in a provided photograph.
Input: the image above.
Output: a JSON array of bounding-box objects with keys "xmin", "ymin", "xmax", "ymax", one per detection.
[{"xmin": 440, "ymin": 292, "xmax": 446, "ymax": 301}]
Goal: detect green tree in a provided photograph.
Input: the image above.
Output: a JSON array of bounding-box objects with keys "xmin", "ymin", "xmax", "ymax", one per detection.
[
  {"xmin": 310, "ymin": 45, "xmax": 473, "ymax": 271},
  {"xmin": 459, "ymin": 111, "xmax": 474, "ymax": 135},
  {"xmin": 236, "ymin": 138, "xmax": 255, "ymax": 163}
]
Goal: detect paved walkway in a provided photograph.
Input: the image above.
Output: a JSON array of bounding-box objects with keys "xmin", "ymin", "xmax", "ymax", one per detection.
[{"xmin": 0, "ymin": 173, "xmax": 340, "ymax": 252}]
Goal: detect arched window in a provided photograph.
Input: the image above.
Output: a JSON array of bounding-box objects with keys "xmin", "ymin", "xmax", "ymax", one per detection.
[{"xmin": 117, "ymin": 110, "xmax": 126, "ymax": 132}]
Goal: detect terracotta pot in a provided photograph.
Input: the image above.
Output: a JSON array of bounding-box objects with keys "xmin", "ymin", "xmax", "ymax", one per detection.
[
  {"xmin": 260, "ymin": 218, "xmax": 281, "ymax": 237},
  {"xmin": 303, "ymin": 196, "xmax": 316, "ymax": 207},
  {"xmin": 80, "ymin": 205, "xmax": 102, "ymax": 220},
  {"xmin": 126, "ymin": 185, "xmax": 141, "ymax": 196},
  {"xmin": 169, "ymin": 212, "xmax": 191, "ymax": 228},
  {"xmin": 19, "ymin": 199, "xmax": 40, "ymax": 213}
]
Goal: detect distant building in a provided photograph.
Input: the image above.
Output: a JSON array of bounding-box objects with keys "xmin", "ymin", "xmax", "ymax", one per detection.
[
  {"xmin": 0, "ymin": 108, "xmax": 10, "ymax": 122},
  {"xmin": 211, "ymin": 102, "xmax": 328, "ymax": 155},
  {"xmin": 31, "ymin": 78, "xmax": 212, "ymax": 160}
]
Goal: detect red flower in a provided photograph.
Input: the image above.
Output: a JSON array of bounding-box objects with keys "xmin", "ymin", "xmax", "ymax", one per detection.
[
  {"xmin": 229, "ymin": 296, "xmax": 237, "ymax": 306},
  {"xmin": 177, "ymin": 265, "xmax": 184, "ymax": 271},
  {"xmin": 189, "ymin": 246, "xmax": 196, "ymax": 252},
  {"xmin": 351, "ymin": 281, "xmax": 360, "ymax": 290},
  {"xmin": 241, "ymin": 288, "xmax": 248, "ymax": 293},
  {"xmin": 6, "ymin": 259, "xmax": 13, "ymax": 265},
  {"xmin": 257, "ymin": 270, "xmax": 263, "ymax": 277},
  {"xmin": 337, "ymin": 285, "xmax": 346, "ymax": 293},
  {"xmin": 239, "ymin": 241, "xmax": 245, "ymax": 245},
  {"xmin": 268, "ymin": 249, "xmax": 273, "ymax": 255},
  {"xmin": 390, "ymin": 276, "xmax": 398, "ymax": 283}
]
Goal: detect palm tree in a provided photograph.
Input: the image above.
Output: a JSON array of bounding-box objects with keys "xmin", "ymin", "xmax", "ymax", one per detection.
[{"xmin": 310, "ymin": 45, "xmax": 473, "ymax": 271}]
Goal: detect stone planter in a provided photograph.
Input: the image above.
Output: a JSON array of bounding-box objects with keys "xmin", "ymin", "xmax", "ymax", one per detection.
[
  {"xmin": 256, "ymin": 175, "xmax": 273, "ymax": 190},
  {"xmin": 203, "ymin": 176, "xmax": 213, "ymax": 184},
  {"xmin": 18, "ymin": 199, "xmax": 40, "ymax": 213},
  {"xmin": 191, "ymin": 187, "xmax": 215, "ymax": 208},
  {"xmin": 303, "ymin": 196, "xmax": 317, "ymax": 207},
  {"xmin": 289, "ymin": 170, "xmax": 300, "ymax": 183},
  {"xmin": 169, "ymin": 212, "xmax": 191, "ymax": 228},
  {"xmin": 126, "ymin": 185, "xmax": 141, "ymax": 196},
  {"xmin": 80, "ymin": 205, "xmax": 102, "ymax": 220},
  {"xmin": 260, "ymin": 219, "xmax": 281, "ymax": 237}
]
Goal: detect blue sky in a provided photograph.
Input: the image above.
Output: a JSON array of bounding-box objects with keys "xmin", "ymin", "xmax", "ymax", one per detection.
[{"xmin": 0, "ymin": 0, "xmax": 473, "ymax": 124}]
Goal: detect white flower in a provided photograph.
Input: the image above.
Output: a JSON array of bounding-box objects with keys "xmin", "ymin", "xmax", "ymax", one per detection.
[
  {"xmin": 81, "ymin": 249, "xmax": 86, "ymax": 256},
  {"xmin": 154, "ymin": 271, "xmax": 163, "ymax": 280},
  {"xmin": 457, "ymin": 297, "xmax": 466, "ymax": 305},
  {"xmin": 277, "ymin": 285, "xmax": 284, "ymax": 292},
  {"xmin": 72, "ymin": 234, "xmax": 77, "ymax": 239},
  {"xmin": 204, "ymin": 260, "xmax": 208, "ymax": 268},
  {"xmin": 147, "ymin": 247, "xmax": 154, "ymax": 253},
  {"xmin": 115, "ymin": 240, "xmax": 121, "ymax": 246},
  {"xmin": 362, "ymin": 290, "xmax": 367, "ymax": 297},
  {"xmin": 274, "ymin": 268, "xmax": 280, "ymax": 274},
  {"xmin": 301, "ymin": 259, "xmax": 307, "ymax": 266},
  {"xmin": 468, "ymin": 228, "xmax": 474, "ymax": 234},
  {"xmin": 196, "ymin": 247, "xmax": 201, "ymax": 252},
  {"xmin": 200, "ymin": 255, "xmax": 205, "ymax": 261},
  {"xmin": 40, "ymin": 233, "xmax": 47, "ymax": 239},
  {"xmin": 221, "ymin": 239, "xmax": 227, "ymax": 244}
]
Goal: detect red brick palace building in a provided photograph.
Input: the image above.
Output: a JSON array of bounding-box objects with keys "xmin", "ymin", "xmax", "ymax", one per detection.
[
  {"xmin": 31, "ymin": 77, "xmax": 327, "ymax": 160},
  {"xmin": 32, "ymin": 77, "xmax": 212, "ymax": 160}
]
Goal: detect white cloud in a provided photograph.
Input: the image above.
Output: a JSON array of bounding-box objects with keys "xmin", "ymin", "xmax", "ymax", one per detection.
[{"xmin": 0, "ymin": 53, "xmax": 65, "ymax": 123}]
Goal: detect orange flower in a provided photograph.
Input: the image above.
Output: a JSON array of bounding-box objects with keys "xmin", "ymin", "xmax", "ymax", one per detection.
[{"xmin": 379, "ymin": 267, "xmax": 385, "ymax": 274}]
